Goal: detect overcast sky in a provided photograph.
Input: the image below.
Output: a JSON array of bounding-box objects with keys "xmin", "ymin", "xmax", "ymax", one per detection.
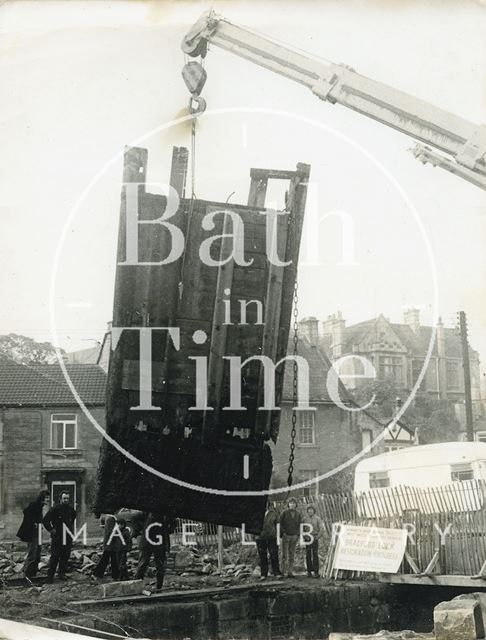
[{"xmin": 1, "ymin": 0, "xmax": 486, "ymax": 370}]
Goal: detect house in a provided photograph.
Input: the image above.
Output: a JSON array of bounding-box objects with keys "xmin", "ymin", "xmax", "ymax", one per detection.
[
  {"xmin": 273, "ymin": 318, "xmax": 400, "ymax": 495},
  {"xmin": 61, "ymin": 320, "xmax": 406, "ymax": 500},
  {"xmin": 0, "ymin": 359, "xmax": 106, "ymax": 540},
  {"xmin": 320, "ymin": 309, "xmax": 482, "ymax": 416},
  {"xmin": 383, "ymin": 417, "xmax": 417, "ymax": 451}
]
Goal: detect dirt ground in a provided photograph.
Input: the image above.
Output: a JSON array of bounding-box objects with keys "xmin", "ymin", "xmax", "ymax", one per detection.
[{"xmin": 0, "ymin": 540, "xmax": 319, "ymax": 625}]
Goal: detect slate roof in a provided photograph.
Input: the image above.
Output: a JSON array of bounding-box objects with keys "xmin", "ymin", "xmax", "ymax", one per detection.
[
  {"xmin": 282, "ymin": 336, "xmax": 348, "ymax": 403},
  {"xmin": 0, "ymin": 359, "xmax": 107, "ymax": 407},
  {"xmin": 330, "ymin": 318, "xmax": 473, "ymax": 359}
]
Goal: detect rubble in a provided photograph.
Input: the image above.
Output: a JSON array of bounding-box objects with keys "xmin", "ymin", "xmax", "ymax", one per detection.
[
  {"xmin": 434, "ymin": 600, "xmax": 485, "ymax": 640},
  {"xmin": 99, "ymin": 579, "xmax": 144, "ymax": 598}
]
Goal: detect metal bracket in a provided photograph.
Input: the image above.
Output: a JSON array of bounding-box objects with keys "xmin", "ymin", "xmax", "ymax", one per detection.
[
  {"xmin": 412, "ymin": 144, "xmax": 486, "ymax": 191},
  {"xmin": 311, "ymin": 74, "xmax": 339, "ymax": 103},
  {"xmin": 456, "ymin": 124, "xmax": 486, "ymax": 169}
]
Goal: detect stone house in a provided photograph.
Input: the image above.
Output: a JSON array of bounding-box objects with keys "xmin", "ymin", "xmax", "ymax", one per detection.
[
  {"xmin": 273, "ymin": 321, "xmax": 401, "ymax": 496},
  {"xmin": 320, "ymin": 310, "xmax": 482, "ymax": 423},
  {"xmin": 64, "ymin": 323, "xmax": 408, "ymax": 500},
  {"xmin": 0, "ymin": 359, "xmax": 106, "ymax": 540}
]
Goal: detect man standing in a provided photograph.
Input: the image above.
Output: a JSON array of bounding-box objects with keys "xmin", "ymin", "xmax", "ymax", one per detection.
[
  {"xmin": 43, "ymin": 492, "xmax": 77, "ymax": 583},
  {"xmin": 302, "ymin": 504, "xmax": 324, "ymax": 577},
  {"xmin": 17, "ymin": 490, "xmax": 49, "ymax": 578},
  {"xmin": 135, "ymin": 512, "xmax": 176, "ymax": 591},
  {"xmin": 279, "ymin": 498, "xmax": 302, "ymax": 578},
  {"xmin": 92, "ymin": 513, "xmax": 120, "ymax": 580},
  {"xmin": 113, "ymin": 518, "xmax": 132, "ymax": 580},
  {"xmin": 256, "ymin": 503, "xmax": 281, "ymax": 579}
]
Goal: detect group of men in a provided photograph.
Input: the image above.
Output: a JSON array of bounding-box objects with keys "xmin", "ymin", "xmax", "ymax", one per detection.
[
  {"xmin": 17, "ymin": 491, "xmax": 175, "ymax": 590},
  {"xmin": 92, "ymin": 511, "xmax": 175, "ymax": 591},
  {"xmin": 17, "ymin": 490, "xmax": 76, "ymax": 583},
  {"xmin": 256, "ymin": 498, "xmax": 324, "ymax": 579},
  {"xmin": 17, "ymin": 491, "xmax": 321, "ymax": 587}
]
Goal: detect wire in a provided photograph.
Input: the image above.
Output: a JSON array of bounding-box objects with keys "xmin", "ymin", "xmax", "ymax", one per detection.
[
  {"xmin": 219, "ymin": 17, "xmax": 334, "ymax": 66},
  {"xmin": 191, "ymin": 115, "xmax": 196, "ymax": 200}
]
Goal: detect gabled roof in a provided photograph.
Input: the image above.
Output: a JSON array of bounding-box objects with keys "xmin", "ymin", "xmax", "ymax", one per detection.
[
  {"xmin": 0, "ymin": 359, "xmax": 106, "ymax": 407},
  {"xmin": 282, "ymin": 336, "xmax": 366, "ymax": 406},
  {"xmin": 327, "ymin": 317, "xmax": 473, "ymax": 359},
  {"xmin": 282, "ymin": 337, "xmax": 334, "ymax": 403}
]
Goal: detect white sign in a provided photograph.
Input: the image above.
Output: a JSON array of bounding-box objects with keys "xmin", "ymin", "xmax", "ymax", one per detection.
[{"xmin": 333, "ymin": 524, "xmax": 407, "ymax": 574}]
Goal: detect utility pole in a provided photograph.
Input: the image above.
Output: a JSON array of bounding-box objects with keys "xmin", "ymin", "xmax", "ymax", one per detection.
[{"xmin": 459, "ymin": 311, "xmax": 474, "ymax": 442}]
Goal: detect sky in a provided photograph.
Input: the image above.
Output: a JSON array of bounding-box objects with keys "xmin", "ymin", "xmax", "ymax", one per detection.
[{"xmin": 1, "ymin": 0, "xmax": 486, "ymax": 369}]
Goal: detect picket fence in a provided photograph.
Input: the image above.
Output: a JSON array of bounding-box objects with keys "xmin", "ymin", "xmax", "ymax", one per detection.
[{"xmin": 173, "ymin": 480, "xmax": 486, "ymax": 577}]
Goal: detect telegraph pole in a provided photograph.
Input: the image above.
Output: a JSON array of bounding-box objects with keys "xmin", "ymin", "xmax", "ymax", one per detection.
[{"xmin": 459, "ymin": 311, "xmax": 474, "ymax": 442}]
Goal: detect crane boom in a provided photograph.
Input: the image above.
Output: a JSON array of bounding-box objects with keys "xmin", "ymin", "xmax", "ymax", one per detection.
[{"xmin": 182, "ymin": 10, "xmax": 486, "ymax": 190}]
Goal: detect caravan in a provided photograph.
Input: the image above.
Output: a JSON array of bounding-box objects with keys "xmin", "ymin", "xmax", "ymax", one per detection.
[{"xmin": 354, "ymin": 442, "xmax": 486, "ymax": 515}]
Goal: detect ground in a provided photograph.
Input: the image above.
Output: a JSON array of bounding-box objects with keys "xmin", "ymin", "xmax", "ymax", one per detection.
[{"xmin": 0, "ymin": 538, "xmax": 323, "ymax": 625}]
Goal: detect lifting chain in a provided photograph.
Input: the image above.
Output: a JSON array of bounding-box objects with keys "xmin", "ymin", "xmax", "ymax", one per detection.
[{"xmin": 287, "ymin": 223, "xmax": 299, "ymax": 489}]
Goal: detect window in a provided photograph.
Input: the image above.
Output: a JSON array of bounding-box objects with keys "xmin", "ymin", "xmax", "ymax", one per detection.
[
  {"xmin": 379, "ymin": 356, "xmax": 402, "ymax": 382},
  {"xmin": 50, "ymin": 414, "xmax": 77, "ymax": 450},
  {"xmin": 298, "ymin": 411, "xmax": 315, "ymax": 445},
  {"xmin": 385, "ymin": 444, "xmax": 400, "ymax": 452},
  {"xmin": 451, "ymin": 463, "xmax": 473, "ymax": 482},
  {"xmin": 412, "ymin": 359, "xmax": 427, "ymax": 390},
  {"xmin": 369, "ymin": 471, "xmax": 390, "ymax": 489},
  {"xmin": 362, "ymin": 429, "xmax": 372, "ymax": 450},
  {"xmin": 300, "ymin": 470, "xmax": 318, "ymax": 497},
  {"xmin": 446, "ymin": 361, "xmax": 460, "ymax": 390},
  {"xmin": 476, "ymin": 432, "xmax": 486, "ymax": 444},
  {"xmin": 385, "ymin": 443, "xmax": 411, "ymax": 452}
]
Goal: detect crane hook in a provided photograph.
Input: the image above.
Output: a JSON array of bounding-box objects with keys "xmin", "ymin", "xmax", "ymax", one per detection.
[{"xmin": 189, "ymin": 94, "xmax": 206, "ymax": 117}]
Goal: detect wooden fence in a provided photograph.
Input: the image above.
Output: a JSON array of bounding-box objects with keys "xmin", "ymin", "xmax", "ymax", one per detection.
[
  {"xmin": 172, "ymin": 520, "xmax": 241, "ymax": 546},
  {"xmin": 172, "ymin": 481, "xmax": 486, "ymax": 578},
  {"xmin": 303, "ymin": 479, "xmax": 485, "ymax": 530},
  {"xmin": 302, "ymin": 481, "xmax": 486, "ymax": 578}
]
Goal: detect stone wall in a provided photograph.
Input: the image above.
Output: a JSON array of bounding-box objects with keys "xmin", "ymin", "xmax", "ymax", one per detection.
[
  {"xmin": 57, "ymin": 581, "xmax": 413, "ymax": 639},
  {"xmin": 60, "ymin": 581, "xmax": 483, "ymax": 639},
  {"xmin": 0, "ymin": 406, "xmax": 104, "ymax": 540}
]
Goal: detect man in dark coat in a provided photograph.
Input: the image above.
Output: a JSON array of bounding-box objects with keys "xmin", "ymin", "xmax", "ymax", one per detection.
[
  {"xmin": 42, "ymin": 492, "xmax": 77, "ymax": 583},
  {"xmin": 256, "ymin": 503, "xmax": 281, "ymax": 579},
  {"xmin": 135, "ymin": 512, "xmax": 176, "ymax": 591},
  {"xmin": 279, "ymin": 498, "xmax": 302, "ymax": 578},
  {"xmin": 113, "ymin": 518, "xmax": 132, "ymax": 581},
  {"xmin": 92, "ymin": 513, "xmax": 120, "ymax": 580},
  {"xmin": 17, "ymin": 490, "xmax": 49, "ymax": 578}
]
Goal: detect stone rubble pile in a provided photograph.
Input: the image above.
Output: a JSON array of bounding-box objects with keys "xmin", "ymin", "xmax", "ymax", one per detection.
[
  {"xmin": 330, "ymin": 593, "xmax": 486, "ymax": 640},
  {"xmin": 0, "ymin": 540, "xmax": 267, "ymax": 583}
]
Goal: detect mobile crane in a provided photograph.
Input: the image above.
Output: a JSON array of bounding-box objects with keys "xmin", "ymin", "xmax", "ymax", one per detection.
[{"xmin": 182, "ymin": 10, "xmax": 486, "ymax": 191}]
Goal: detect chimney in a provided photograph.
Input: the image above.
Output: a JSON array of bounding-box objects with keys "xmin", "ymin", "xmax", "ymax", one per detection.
[
  {"xmin": 332, "ymin": 311, "xmax": 345, "ymax": 359},
  {"xmin": 404, "ymin": 308, "xmax": 421, "ymax": 334},
  {"xmin": 322, "ymin": 315, "xmax": 334, "ymax": 336},
  {"xmin": 299, "ymin": 317, "xmax": 319, "ymax": 347}
]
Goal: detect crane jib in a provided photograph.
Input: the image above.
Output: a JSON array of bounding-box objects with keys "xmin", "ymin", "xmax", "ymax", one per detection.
[{"xmin": 182, "ymin": 10, "xmax": 486, "ymax": 190}]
